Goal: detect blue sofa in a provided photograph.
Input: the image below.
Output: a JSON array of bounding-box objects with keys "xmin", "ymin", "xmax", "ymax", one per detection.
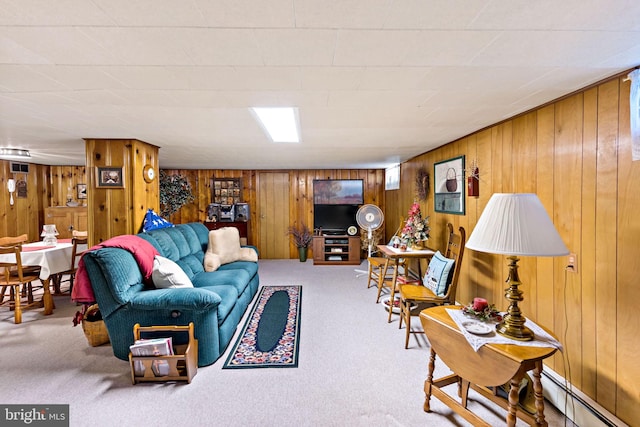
[{"xmin": 82, "ymin": 223, "xmax": 259, "ymax": 366}]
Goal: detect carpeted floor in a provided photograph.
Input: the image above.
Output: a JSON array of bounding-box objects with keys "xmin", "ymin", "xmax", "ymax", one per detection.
[{"xmin": 0, "ymin": 260, "xmax": 573, "ymax": 427}]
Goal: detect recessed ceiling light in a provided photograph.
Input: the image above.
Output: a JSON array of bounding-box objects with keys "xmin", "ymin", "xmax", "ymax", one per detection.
[
  {"xmin": 251, "ymin": 107, "xmax": 300, "ymax": 143},
  {"xmin": 0, "ymin": 148, "xmax": 31, "ymax": 158}
]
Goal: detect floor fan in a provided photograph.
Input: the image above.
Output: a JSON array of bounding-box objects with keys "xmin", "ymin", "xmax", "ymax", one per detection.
[{"xmin": 354, "ymin": 204, "xmax": 384, "ymax": 276}]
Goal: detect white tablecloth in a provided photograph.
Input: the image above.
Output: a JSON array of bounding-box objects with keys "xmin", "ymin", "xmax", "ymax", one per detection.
[
  {"xmin": 446, "ymin": 308, "xmax": 563, "ymax": 353},
  {"xmin": 0, "ymin": 241, "xmax": 87, "ymax": 280},
  {"xmin": 383, "ymin": 245, "xmax": 435, "ymax": 256}
]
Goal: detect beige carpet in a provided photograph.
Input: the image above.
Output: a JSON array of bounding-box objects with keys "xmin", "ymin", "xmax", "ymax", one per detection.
[{"xmin": 0, "ymin": 260, "xmax": 573, "ymax": 427}]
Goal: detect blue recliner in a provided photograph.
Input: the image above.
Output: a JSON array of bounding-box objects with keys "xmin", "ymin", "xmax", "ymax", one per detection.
[{"xmin": 82, "ymin": 223, "xmax": 259, "ymax": 366}]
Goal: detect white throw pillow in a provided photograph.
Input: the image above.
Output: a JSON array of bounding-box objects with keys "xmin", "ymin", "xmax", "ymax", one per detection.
[
  {"xmin": 422, "ymin": 251, "xmax": 455, "ymax": 297},
  {"xmin": 152, "ymin": 256, "xmax": 194, "ymax": 289}
]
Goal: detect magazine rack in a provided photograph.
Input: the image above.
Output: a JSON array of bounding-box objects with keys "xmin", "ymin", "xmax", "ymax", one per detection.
[{"xmin": 129, "ymin": 323, "xmax": 198, "ymax": 384}]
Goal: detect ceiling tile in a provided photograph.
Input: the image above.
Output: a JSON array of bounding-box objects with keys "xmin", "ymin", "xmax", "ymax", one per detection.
[
  {"xmin": 294, "ymin": 0, "xmax": 394, "ymax": 29},
  {"xmin": 196, "ymin": 0, "xmax": 295, "ymax": 28},
  {"xmin": 255, "ymin": 29, "xmax": 337, "ymax": 66}
]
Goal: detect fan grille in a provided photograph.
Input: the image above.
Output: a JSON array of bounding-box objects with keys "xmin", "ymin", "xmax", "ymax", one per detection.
[{"xmin": 356, "ymin": 204, "xmax": 383, "ymax": 230}]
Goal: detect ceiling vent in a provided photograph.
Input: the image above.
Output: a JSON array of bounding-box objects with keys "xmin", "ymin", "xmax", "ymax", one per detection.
[{"xmin": 10, "ymin": 162, "xmax": 29, "ymax": 173}]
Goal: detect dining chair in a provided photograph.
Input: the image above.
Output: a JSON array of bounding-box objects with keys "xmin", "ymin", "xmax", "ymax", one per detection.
[
  {"xmin": 398, "ymin": 223, "xmax": 466, "ymax": 348},
  {"xmin": 365, "ymin": 219, "xmax": 407, "ymax": 301},
  {"xmin": 0, "ymin": 234, "xmax": 41, "ymax": 304},
  {"xmin": 52, "ymin": 230, "xmax": 88, "ymax": 294},
  {"xmin": 0, "ymin": 243, "xmax": 42, "ymax": 324}
]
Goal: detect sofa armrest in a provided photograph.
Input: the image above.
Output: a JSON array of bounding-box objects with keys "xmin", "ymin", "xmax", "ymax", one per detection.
[{"xmin": 129, "ymin": 287, "xmax": 222, "ymax": 311}]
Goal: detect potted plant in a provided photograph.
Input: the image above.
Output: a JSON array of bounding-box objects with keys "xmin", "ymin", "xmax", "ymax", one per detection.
[{"xmin": 288, "ymin": 223, "xmax": 313, "ymax": 262}]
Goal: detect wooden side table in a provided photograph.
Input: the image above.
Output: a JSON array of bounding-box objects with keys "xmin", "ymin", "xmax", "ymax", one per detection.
[
  {"xmin": 376, "ymin": 244, "xmax": 435, "ymax": 322},
  {"xmin": 419, "ymin": 306, "xmax": 558, "ymax": 427}
]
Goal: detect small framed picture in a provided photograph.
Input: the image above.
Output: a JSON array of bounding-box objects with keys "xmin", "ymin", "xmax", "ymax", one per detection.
[
  {"xmin": 96, "ymin": 167, "xmax": 124, "ymax": 188},
  {"xmin": 77, "ymin": 183, "xmax": 87, "ymax": 199}
]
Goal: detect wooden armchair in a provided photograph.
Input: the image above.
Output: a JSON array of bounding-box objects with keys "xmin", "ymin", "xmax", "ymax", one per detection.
[
  {"xmin": 0, "ymin": 242, "xmax": 42, "ymax": 324},
  {"xmin": 398, "ymin": 223, "xmax": 466, "ymax": 348},
  {"xmin": 0, "ymin": 234, "xmax": 41, "ymax": 305},
  {"xmin": 52, "ymin": 230, "xmax": 88, "ymax": 294}
]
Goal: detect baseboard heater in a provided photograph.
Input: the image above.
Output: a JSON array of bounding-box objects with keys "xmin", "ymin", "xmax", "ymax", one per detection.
[{"xmin": 541, "ymin": 368, "xmax": 628, "ymax": 427}]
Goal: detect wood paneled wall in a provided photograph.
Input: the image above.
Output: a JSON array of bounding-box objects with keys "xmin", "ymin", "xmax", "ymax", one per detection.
[
  {"xmin": 84, "ymin": 138, "xmax": 159, "ymax": 245},
  {"xmin": 391, "ymin": 76, "xmax": 638, "ymax": 424},
  {"xmin": 2, "ymin": 164, "xmax": 384, "ymax": 258},
  {"xmin": 161, "ymin": 169, "xmax": 385, "ymax": 258},
  {"xmin": 0, "ymin": 160, "xmax": 50, "ymax": 242},
  {"xmin": 49, "ymin": 166, "xmax": 87, "ymax": 207}
]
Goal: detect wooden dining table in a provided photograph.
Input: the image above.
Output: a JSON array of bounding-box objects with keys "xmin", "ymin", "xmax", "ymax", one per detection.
[{"xmin": 0, "ymin": 239, "xmax": 87, "ymax": 316}]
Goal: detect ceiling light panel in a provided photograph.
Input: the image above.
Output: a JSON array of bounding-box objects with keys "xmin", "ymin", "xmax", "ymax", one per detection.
[{"xmin": 251, "ymin": 107, "xmax": 300, "ymax": 143}]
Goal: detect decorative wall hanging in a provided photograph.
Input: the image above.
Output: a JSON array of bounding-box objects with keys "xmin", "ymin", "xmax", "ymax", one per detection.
[
  {"xmin": 77, "ymin": 184, "xmax": 87, "ymax": 199},
  {"xmin": 16, "ymin": 179, "xmax": 27, "ymax": 198},
  {"xmin": 160, "ymin": 170, "xmax": 195, "ymax": 218},
  {"xmin": 211, "ymin": 178, "xmax": 242, "ymax": 205},
  {"xmin": 415, "ymin": 167, "xmax": 429, "ymax": 200},
  {"xmin": 434, "ymin": 155, "xmax": 465, "ymax": 215}
]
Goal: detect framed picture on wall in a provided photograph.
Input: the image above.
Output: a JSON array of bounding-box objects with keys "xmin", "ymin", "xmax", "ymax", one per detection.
[
  {"xmin": 96, "ymin": 167, "xmax": 124, "ymax": 188},
  {"xmin": 434, "ymin": 156, "xmax": 465, "ymax": 215},
  {"xmin": 77, "ymin": 184, "xmax": 87, "ymax": 199},
  {"xmin": 211, "ymin": 178, "xmax": 242, "ymax": 204}
]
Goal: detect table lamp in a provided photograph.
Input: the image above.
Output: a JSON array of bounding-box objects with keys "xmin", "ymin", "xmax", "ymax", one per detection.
[{"xmin": 465, "ymin": 193, "xmax": 569, "ymax": 341}]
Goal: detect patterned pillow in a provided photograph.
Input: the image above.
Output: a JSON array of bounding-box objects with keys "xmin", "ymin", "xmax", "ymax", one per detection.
[
  {"xmin": 142, "ymin": 209, "xmax": 174, "ymax": 232},
  {"xmin": 423, "ymin": 251, "xmax": 455, "ymax": 297}
]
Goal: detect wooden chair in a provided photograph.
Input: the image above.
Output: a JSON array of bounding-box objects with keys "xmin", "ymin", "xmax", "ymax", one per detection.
[
  {"xmin": 398, "ymin": 223, "xmax": 466, "ymax": 348},
  {"xmin": 0, "ymin": 243, "xmax": 42, "ymax": 324},
  {"xmin": 52, "ymin": 230, "xmax": 88, "ymax": 294},
  {"xmin": 364, "ymin": 219, "xmax": 408, "ymax": 302},
  {"xmin": 0, "ymin": 234, "xmax": 40, "ymax": 304},
  {"xmin": 374, "ymin": 257, "xmax": 409, "ymax": 304}
]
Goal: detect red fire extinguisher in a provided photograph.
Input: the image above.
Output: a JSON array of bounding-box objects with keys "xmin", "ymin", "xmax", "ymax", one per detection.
[{"xmin": 468, "ymin": 165, "xmax": 479, "ymax": 197}]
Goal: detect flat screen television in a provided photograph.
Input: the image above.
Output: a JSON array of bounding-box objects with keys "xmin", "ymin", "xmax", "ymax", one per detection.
[
  {"xmin": 313, "ymin": 179, "xmax": 364, "ymax": 205},
  {"xmin": 313, "ymin": 204, "xmax": 360, "ymax": 235}
]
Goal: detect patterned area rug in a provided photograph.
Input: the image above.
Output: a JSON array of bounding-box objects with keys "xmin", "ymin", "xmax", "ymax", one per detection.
[{"xmin": 223, "ymin": 285, "xmax": 301, "ymax": 369}]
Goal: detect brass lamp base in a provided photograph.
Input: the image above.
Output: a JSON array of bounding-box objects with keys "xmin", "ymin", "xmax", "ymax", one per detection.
[
  {"xmin": 496, "ymin": 255, "xmax": 534, "ymax": 342},
  {"xmin": 496, "ymin": 319, "xmax": 534, "ymax": 341}
]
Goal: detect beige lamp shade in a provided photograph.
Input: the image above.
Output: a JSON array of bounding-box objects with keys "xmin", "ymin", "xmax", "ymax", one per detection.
[{"xmin": 466, "ymin": 193, "xmax": 569, "ymax": 257}]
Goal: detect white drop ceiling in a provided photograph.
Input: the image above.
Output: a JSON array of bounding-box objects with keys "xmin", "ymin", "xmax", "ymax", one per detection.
[{"xmin": 0, "ymin": 0, "xmax": 638, "ymax": 169}]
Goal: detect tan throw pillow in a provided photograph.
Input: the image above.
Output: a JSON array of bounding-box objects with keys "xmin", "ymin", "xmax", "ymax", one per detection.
[
  {"xmin": 239, "ymin": 247, "xmax": 258, "ymax": 262},
  {"xmin": 203, "ymin": 252, "xmax": 221, "ymax": 272},
  {"xmin": 204, "ymin": 228, "xmax": 259, "ymax": 271}
]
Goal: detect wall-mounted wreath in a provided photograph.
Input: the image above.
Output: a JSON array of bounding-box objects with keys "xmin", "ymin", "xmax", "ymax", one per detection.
[
  {"xmin": 159, "ymin": 170, "xmax": 195, "ymax": 218},
  {"xmin": 416, "ymin": 167, "xmax": 430, "ymax": 200}
]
